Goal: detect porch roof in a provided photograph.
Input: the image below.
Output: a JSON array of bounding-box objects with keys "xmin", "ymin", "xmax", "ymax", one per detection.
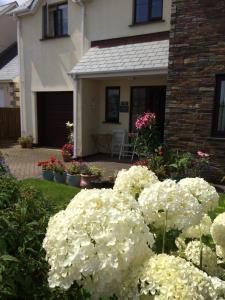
[
  {"xmin": 0, "ymin": 56, "xmax": 19, "ymax": 82},
  {"xmin": 70, "ymin": 40, "xmax": 169, "ymax": 78}
]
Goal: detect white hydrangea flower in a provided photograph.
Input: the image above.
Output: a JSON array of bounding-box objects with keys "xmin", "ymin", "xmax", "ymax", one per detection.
[
  {"xmin": 181, "ymin": 214, "xmax": 212, "ymax": 239},
  {"xmin": 138, "ymin": 179, "xmax": 203, "ymax": 231},
  {"xmin": 211, "ymin": 212, "xmax": 225, "ymax": 247},
  {"xmin": 178, "ymin": 177, "xmax": 219, "ymax": 213},
  {"xmin": 113, "ymin": 166, "xmax": 158, "ymax": 198},
  {"xmin": 138, "ymin": 254, "xmax": 218, "ymax": 300},
  {"xmin": 43, "ymin": 189, "xmax": 154, "ymax": 298},
  {"xmin": 211, "ymin": 277, "xmax": 225, "ymax": 299},
  {"xmin": 185, "ymin": 241, "xmax": 219, "ymax": 276},
  {"xmin": 216, "ymin": 245, "xmax": 225, "ymax": 261}
]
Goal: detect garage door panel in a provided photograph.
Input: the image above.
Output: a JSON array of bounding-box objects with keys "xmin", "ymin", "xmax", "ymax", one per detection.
[{"xmin": 37, "ymin": 92, "xmax": 73, "ymax": 148}]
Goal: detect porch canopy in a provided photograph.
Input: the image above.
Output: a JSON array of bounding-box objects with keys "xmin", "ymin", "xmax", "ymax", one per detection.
[{"xmin": 70, "ymin": 39, "xmax": 169, "ymax": 78}]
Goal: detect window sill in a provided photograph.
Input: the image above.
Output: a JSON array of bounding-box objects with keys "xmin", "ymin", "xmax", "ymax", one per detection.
[
  {"xmin": 208, "ymin": 137, "xmax": 225, "ymax": 141},
  {"xmin": 129, "ymin": 19, "xmax": 165, "ymax": 27},
  {"xmin": 40, "ymin": 34, "xmax": 70, "ymax": 41},
  {"xmin": 102, "ymin": 121, "xmax": 121, "ymax": 124}
]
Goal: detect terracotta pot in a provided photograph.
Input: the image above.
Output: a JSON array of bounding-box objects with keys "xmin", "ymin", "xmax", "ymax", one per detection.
[
  {"xmin": 20, "ymin": 143, "xmax": 27, "ymax": 148},
  {"xmin": 26, "ymin": 142, "xmax": 33, "ymax": 149},
  {"xmin": 80, "ymin": 174, "xmax": 97, "ymax": 188}
]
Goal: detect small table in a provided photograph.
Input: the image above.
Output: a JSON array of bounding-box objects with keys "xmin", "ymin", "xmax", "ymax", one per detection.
[{"xmin": 92, "ymin": 134, "xmax": 112, "ymax": 154}]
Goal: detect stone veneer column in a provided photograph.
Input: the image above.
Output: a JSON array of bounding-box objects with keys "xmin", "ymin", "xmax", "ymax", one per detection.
[{"xmin": 165, "ymin": 0, "xmax": 225, "ymax": 174}]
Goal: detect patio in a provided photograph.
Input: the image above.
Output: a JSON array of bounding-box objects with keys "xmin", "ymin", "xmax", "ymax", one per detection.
[{"xmin": 0, "ymin": 140, "xmax": 131, "ymax": 180}]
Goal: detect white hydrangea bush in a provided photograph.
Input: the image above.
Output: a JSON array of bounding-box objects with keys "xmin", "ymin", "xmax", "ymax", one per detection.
[
  {"xmin": 43, "ymin": 188, "xmax": 154, "ymax": 298},
  {"xmin": 181, "ymin": 214, "xmax": 212, "ymax": 239},
  {"xmin": 211, "ymin": 212, "xmax": 225, "ymax": 247},
  {"xmin": 178, "ymin": 177, "xmax": 219, "ymax": 212},
  {"xmin": 138, "ymin": 254, "xmax": 218, "ymax": 300},
  {"xmin": 113, "ymin": 166, "xmax": 158, "ymax": 198},
  {"xmin": 184, "ymin": 241, "xmax": 220, "ymax": 276},
  {"xmin": 138, "ymin": 179, "xmax": 203, "ymax": 231},
  {"xmin": 42, "ymin": 166, "xmax": 225, "ymax": 299}
]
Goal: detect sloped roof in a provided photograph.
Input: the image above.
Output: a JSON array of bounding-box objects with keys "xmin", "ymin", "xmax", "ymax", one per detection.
[
  {"xmin": 10, "ymin": 0, "xmax": 33, "ymax": 14},
  {"xmin": 0, "ymin": 2, "xmax": 18, "ymax": 15},
  {"xmin": 0, "ymin": 55, "xmax": 19, "ymax": 81},
  {"xmin": 70, "ymin": 40, "xmax": 169, "ymax": 78}
]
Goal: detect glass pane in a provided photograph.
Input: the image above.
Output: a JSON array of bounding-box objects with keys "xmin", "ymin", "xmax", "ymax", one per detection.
[
  {"xmin": 106, "ymin": 89, "xmax": 120, "ymax": 122},
  {"xmin": 135, "ymin": 0, "xmax": 149, "ymax": 23},
  {"xmin": 218, "ymin": 80, "xmax": 225, "ymax": 132},
  {"xmin": 48, "ymin": 7, "xmax": 56, "ymax": 37},
  {"xmin": 59, "ymin": 4, "xmax": 68, "ymax": 35},
  {"xmin": 151, "ymin": 0, "xmax": 163, "ymax": 18},
  {"xmin": 131, "ymin": 88, "xmax": 146, "ymax": 131}
]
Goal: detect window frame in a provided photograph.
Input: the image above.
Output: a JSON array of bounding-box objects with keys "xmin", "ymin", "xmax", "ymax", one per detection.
[
  {"xmin": 42, "ymin": 1, "xmax": 68, "ymax": 39},
  {"xmin": 133, "ymin": 0, "xmax": 163, "ymax": 25},
  {"xmin": 105, "ymin": 87, "xmax": 120, "ymax": 124},
  {"xmin": 212, "ymin": 75, "xmax": 225, "ymax": 137}
]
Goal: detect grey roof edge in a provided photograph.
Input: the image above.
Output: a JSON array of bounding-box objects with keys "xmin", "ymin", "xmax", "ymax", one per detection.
[
  {"xmin": 69, "ymin": 67, "xmax": 168, "ymax": 78},
  {"xmin": 10, "ymin": 0, "xmax": 36, "ymax": 16},
  {"xmin": 0, "ymin": 2, "xmax": 18, "ymax": 15}
]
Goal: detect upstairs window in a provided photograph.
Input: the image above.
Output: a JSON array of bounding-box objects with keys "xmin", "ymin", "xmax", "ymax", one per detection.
[
  {"xmin": 43, "ymin": 2, "xmax": 68, "ymax": 38},
  {"xmin": 212, "ymin": 75, "xmax": 225, "ymax": 137},
  {"xmin": 134, "ymin": 0, "xmax": 163, "ymax": 24}
]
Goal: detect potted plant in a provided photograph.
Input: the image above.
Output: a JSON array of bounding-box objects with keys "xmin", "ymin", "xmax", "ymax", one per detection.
[
  {"xmin": 80, "ymin": 165, "xmax": 102, "ymax": 188},
  {"xmin": 0, "ymin": 151, "xmax": 10, "ymax": 176},
  {"xmin": 61, "ymin": 144, "xmax": 73, "ymax": 162},
  {"xmin": 66, "ymin": 161, "xmax": 81, "ymax": 187},
  {"xmin": 51, "ymin": 156, "xmax": 66, "ymax": 184},
  {"xmin": 37, "ymin": 160, "xmax": 54, "ymax": 181},
  {"xmin": 18, "ymin": 135, "xmax": 33, "ymax": 148}
]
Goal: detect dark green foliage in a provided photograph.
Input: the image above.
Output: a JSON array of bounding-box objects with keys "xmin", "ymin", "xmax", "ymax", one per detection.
[{"xmin": 0, "ymin": 175, "xmax": 88, "ymax": 300}]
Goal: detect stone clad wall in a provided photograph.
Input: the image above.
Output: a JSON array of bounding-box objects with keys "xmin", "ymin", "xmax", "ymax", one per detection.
[{"xmin": 165, "ymin": 0, "xmax": 225, "ymax": 174}]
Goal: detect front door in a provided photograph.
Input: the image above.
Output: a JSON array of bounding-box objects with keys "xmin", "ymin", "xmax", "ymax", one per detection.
[{"xmin": 130, "ymin": 86, "xmax": 166, "ymax": 139}]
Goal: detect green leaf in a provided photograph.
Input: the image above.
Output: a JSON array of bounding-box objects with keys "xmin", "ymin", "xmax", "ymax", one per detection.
[{"xmin": 0, "ymin": 255, "xmax": 19, "ymax": 263}]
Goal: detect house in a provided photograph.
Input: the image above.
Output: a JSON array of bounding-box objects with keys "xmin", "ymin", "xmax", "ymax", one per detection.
[
  {"xmin": 13, "ymin": 0, "xmax": 171, "ymax": 154},
  {"xmin": 0, "ymin": 2, "xmax": 20, "ymax": 108},
  {"xmin": 166, "ymin": 0, "xmax": 225, "ymax": 172}
]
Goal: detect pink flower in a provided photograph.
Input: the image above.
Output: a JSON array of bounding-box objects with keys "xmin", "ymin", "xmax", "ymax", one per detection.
[
  {"xmin": 135, "ymin": 112, "xmax": 156, "ymax": 130},
  {"xmin": 197, "ymin": 151, "xmax": 209, "ymax": 158}
]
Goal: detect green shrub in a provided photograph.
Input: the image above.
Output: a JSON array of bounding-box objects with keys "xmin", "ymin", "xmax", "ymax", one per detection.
[{"xmin": 0, "ymin": 175, "xmax": 89, "ymax": 299}]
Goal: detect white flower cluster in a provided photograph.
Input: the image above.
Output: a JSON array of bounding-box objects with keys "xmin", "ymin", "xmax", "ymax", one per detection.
[
  {"xmin": 184, "ymin": 241, "xmax": 219, "ymax": 276},
  {"xmin": 179, "ymin": 177, "xmax": 219, "ymax": 212},
  {"xmin": 113, "ymin": 166, "xmax": 158, "ymax": 198},
  {"xmin": 181, "ymin": 214, "xmax": 212, "ymax": 239},
  {"xmin": 43, "ymin": 188, "xmax": 154, "ymax": 298},
  {"xmin": 211, "ymin": 212, "xmax": 225, "ymax": 248},
  {"xmin": 138, "ymin": 254, "xmax": 217, "ymax": 300},
  {"xmin": 138, "ymin": 179, "xmax": 203, "ymax": 230}
]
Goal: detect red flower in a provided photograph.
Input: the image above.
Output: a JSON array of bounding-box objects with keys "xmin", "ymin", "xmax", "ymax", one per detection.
[
  {"xmin": 133, "ymin": 160, "xmax": 148, "ymax": 166},
  {"xmin": 61, "ymin": 144, "xmax": 74, "ymax": 156},
  {"xmin": 135, "ymin": 112, "xmax": 156, "ymax": 130},
  {"xmin": 197, "ymin": 151, "xmax": 209, "ymax": 158}
]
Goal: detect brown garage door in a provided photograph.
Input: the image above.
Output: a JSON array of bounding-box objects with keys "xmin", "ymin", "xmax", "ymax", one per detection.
[{"xmin": 37, "ymin": 92, "xmax": 73, "ymax": 148}]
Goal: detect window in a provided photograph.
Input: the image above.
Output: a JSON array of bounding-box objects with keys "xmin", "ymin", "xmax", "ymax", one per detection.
[
  {"xmin": 43, "ymin": 2, "xmax": 68, "ymax": 38},
  {"xmin": 134, "ymin": 0, "xmax": 163, "ymax": 24},
  {"xmin": 105, "ymin": 87, "xmax": 120, "ymax": 123},
  {"xmin": 213, "ymin": 75, "xmax": 225, "ymax": 137}
]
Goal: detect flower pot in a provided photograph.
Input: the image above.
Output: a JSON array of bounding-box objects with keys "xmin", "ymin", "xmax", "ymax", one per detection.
[
  {"xmin": 26, "ymin": 142, "xmax": 33, "ymax": 149},
  {"xmin": 62, "ymin": 153, "xmax": 73, "ymax": 162},
  {"xmin": 80, "ymin": 174, "xmax": 98, "ymax": 188},
  {"xmin": 20, "ymin": 143, "xmax": 27, "ymax": 148},
  {"xmin": 66, "ymin": 173, "xmax": 81, "ymax": 187},
  {"xmin": 54, "ymin": 171, "xmax": 66, "ymax": 184},
  {"xmin": 42, "ymin": 170, "xmax": 54, "ymax": 181}
]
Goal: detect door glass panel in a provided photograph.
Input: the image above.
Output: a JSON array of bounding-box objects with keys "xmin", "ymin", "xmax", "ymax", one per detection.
[
  {"xmin": 218, "ymin": 80, "xmax": 225, "ymax": 131},
  {"xmin": 131, "ymin": 88, "xmax": 146, "ymax": 132},
  {"xmin": 0, "ymin": 88, "xmax": 4, "ymax": 107}
]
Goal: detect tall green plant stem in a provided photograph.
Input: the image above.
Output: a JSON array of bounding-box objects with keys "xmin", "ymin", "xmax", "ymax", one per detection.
[{"xmin": 162, "ymin": 210, "xmax": 168, "ymax": 253}]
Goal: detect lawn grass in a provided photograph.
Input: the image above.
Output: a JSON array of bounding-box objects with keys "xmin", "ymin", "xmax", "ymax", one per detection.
[
  {"xmin": 22, "ymin": 178, "xmax": 80, "ymax": 212},
  {"xmin": 22, "ymin": 178, "xmax": 225, "ymax": 218}
]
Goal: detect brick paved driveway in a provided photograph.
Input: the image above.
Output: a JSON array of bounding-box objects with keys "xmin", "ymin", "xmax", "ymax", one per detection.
[{"xmin": 0, "ymin": 140, "xmax": 131, "ymax": 180}]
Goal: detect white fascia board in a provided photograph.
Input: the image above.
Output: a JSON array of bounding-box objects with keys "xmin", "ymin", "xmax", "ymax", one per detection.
[{"xmin": 69, "ymin": 67, "xmax": 168, "ymax": 79}]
